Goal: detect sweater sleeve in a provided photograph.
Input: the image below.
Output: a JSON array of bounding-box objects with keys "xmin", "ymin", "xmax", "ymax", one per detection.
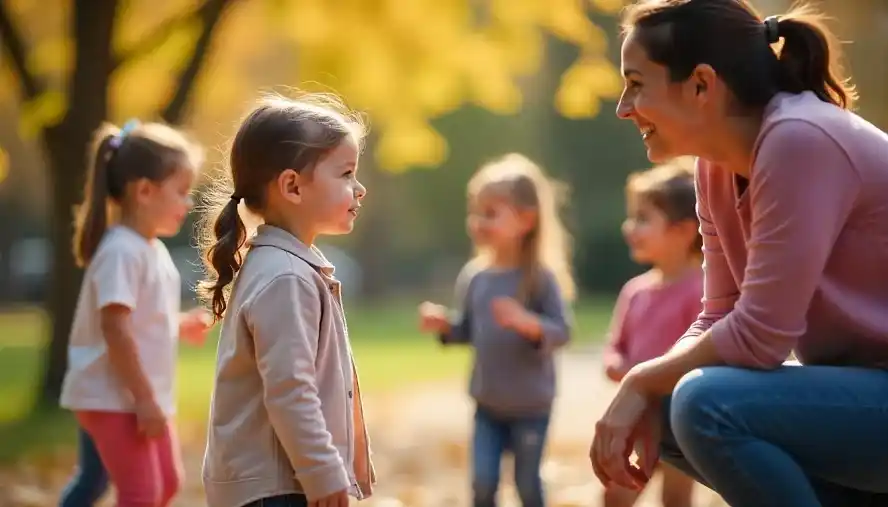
[
  {"xmin": 680, "ymin": 159, "xmax": 741, "ymax": 342},
  {"xmin": 709, "ymin": 121, "xmax": 860, "ymax": 368}
]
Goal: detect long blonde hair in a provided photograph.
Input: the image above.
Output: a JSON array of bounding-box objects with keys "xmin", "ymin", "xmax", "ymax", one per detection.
[{"xmin": 467, "ymin": 153, "xmax": 576, "ymax": 303}]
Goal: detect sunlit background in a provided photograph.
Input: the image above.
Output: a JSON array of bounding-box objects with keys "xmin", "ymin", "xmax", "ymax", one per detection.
[{"xmin": 1, "ymin": 0, "xmax": 886, "ymax": 505}]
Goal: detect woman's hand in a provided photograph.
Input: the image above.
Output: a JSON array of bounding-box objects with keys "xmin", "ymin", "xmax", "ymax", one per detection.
[{"xmin": 590, "ymin": 372, "xmax": 659, "ymax": 490}]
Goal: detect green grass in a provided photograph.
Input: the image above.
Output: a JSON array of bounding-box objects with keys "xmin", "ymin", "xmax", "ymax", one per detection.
[{"xmin": 0, "ymin": 298, "xmax": 612, "ymax": 462}]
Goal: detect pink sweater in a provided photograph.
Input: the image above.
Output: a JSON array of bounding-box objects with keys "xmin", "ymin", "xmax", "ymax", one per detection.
[
  {"xmin": 686, "ymin": 91, "xmax": 888, "ymax": 368},
  {"xmin": 608, "ymin": 269, "xmax": 703, "ymax": 367}
]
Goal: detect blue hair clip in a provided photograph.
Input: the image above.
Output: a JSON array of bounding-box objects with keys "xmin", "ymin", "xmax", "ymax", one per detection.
[{"xmin": 109, "ymin": 119, "xmax": 140, "ymax": 149}]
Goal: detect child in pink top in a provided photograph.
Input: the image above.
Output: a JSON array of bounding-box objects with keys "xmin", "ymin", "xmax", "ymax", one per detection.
[{"xmin": 603, "ymin": 158, "xmax": 701, "ymax": 507}]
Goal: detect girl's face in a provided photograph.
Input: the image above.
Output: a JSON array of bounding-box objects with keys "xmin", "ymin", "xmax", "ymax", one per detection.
[
  {"xmin": 466, "ymin": 188, "xmax": 535, "ymax": 254},
  {"xmin": 136, "ymin": 165, "xmax": 196, "ymax": 237},
  {"xmin": 298, "ymin": 136, "xmax": 366, "ymax": 236},
  {"xmin": 622, "ymin": 196, "xmax": 695, "ymax": 266},
  {"xmin": 615, "ymin": 30, "xmax": 711, "ymax": 163}
]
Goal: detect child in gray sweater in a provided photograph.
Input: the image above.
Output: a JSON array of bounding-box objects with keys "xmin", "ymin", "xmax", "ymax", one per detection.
[{"xmin": 419, "ymin": 153, "xmax": 574, "ymax": 507}]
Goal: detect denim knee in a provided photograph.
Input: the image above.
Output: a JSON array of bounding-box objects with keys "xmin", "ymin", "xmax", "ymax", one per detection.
[{"xmin": 669, "ymin": 367, "xmax": 734, "ymax": 448}]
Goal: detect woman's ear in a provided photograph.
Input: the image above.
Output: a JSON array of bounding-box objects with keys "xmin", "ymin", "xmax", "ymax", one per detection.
[
  {"xmin": 690, "ymin": 63, "xmax": 717, "ymax": 101},
  {"xmin": 276, "ymin": 169, "xmax": 303, "ymax": 205}
]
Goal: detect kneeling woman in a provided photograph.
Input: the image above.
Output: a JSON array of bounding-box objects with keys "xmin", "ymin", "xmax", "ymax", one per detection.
[{"xmin": 591, "ymin": 1, "xmax": 888, "ymax": 506}]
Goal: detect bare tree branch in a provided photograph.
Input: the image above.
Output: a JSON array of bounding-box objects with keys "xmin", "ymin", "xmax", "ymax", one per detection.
[
  {"xmin": 161, "ymin": 0, "xmax": 233, "ymax": 124},
  {"xmin": 113, "ymin": 0, "xmax": 224, "ymax": 70},
  {"xmin": 0, "ymin": 0, "xmax": 42, "ymax": 100}
]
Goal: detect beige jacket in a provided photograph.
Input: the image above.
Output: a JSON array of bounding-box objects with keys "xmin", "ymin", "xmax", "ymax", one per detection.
[{"xmin": 202, "ymin": 225, "xmax": 374, "ymax": 507}]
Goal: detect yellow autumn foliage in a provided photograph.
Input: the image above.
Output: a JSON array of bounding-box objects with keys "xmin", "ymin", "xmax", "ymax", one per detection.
[
  {"xmin": 3, "ymin": 0, "xmax": 623, "ymax": 171},
  {"xmin": 0, "ymin": 147, "xmax": 8, "ymax": 185}
]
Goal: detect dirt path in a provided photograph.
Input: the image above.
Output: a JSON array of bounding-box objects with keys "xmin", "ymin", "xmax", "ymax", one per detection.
[
  {"xmin": 350, "ymin": 348, "xmax": 725, "ymax": 507},
  {"xmin": 2, "ymin": 349, "xmax": 725, "ymax": 507}
]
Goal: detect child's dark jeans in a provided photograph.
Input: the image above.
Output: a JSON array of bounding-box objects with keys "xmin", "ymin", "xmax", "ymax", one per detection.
[
  {"xmin": 241, "ymin": 494, "xmax": 308, "ymax": 507},
  {"xmin": 59, "ymin": 427, "xmax": 109, "ymax": 507},
  {"xmin": 472, "ymin": 405, "xmax": 550, "ymax": 507}
]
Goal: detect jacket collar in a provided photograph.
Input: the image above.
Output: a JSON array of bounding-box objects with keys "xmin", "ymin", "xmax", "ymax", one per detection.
[{"xmin": 248, "ymin": 224, "xmax": 335, "ymax": 276}]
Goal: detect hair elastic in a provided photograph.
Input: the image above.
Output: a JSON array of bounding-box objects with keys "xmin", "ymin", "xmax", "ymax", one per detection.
[
  {"xmin": 230, "ymin": 194, "xmax": 242, "ymax": 203},
  {"xmin": 763, "ymin": 16, "xmax": 781, "ymax": 44},
  {"xmin": 109, "ymin": 119, "xmax": 140, "ymax": 149}
]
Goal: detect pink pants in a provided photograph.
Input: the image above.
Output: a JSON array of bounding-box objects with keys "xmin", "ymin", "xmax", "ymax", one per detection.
[{"xmin": 76, "ymin": 411, "xmax": 183, "ymax": 507}]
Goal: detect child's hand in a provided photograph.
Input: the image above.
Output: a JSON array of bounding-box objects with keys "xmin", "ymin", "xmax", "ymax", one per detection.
[
  {"xmin": 418, "ymin": 301, "xmax": 450, "ymax": 334},
  {"xmin": 309, "ymin": 488, "xmax": 349, "ymax": 507},
  {"xmin": 135, "ymin": 399, "xmax": 167, "ymax": 438},
  {"xmin": 604, "ymin": 352, "xmax": 630, "ymax": 382},
  {"xmin": 605, "ymin": 362, "xmax": 630, "ymax": 382},
  {"xmin": 491, "ymin": 297, "xmax": 534, "ymax": 334},
  {"xmin": 179, "ymin": 307, "xmax": 212, "ymax": 346}
]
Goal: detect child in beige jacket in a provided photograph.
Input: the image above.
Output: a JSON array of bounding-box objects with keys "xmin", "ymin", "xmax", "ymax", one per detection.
[{"xmin": 199, "ymin": 93, "xmax": 374, "ymax": 507}]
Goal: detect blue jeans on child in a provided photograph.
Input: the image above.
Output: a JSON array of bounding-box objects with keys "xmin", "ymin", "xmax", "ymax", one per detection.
[
  {"xmin": 241, "ymin": 494, "xmax": 308, "ymax": 507},
  {"xmin": 59, "ymin": 427, "xmax": 109, "ymax": 507},
  {"xmin": 660, "ymin": 364, "xmax": 888, "ymax": 507},
  {"xmin": 472, "ymin": 405, "xmax": 550, "ymax": 507}
]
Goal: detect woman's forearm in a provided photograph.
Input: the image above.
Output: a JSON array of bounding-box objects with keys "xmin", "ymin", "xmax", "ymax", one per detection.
[{"xmin": 626, "ymin": 331, "xmax": 726, "ymax": 396}]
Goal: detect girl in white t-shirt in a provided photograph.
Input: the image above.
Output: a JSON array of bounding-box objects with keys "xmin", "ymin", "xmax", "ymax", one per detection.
[{"xmin": 58, "ymin": 120, "xmax": 211, "ymax": 507}]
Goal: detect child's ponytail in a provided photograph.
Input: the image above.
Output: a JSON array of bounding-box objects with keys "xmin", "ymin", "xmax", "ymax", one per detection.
[
  {"xmin": 201, "ymin": 196, "xmax": 247, "ymax": 322},
  {"xmin": 73, "ymin": 125, "xmax": 118, "ymax": 268}
]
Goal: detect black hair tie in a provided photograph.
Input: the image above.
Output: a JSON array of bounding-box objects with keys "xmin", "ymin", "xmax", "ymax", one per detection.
[
  {"xmin": 230, "ymin": 194, "xmax": 242, "ymax": 203},
  {"xmin": 764, "ymin": 16, "xmax": 781, "ymax": 44}
]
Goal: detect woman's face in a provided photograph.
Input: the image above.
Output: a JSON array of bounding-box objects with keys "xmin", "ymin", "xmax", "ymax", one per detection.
[{"xmin": 615, "ymin": 30, "xmax": 710, "ymax": 163}]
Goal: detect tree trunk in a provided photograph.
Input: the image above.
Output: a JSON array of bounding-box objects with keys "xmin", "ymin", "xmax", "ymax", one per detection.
[
  {"xmin": 41, "ymin": 128, "xmax": 94, "ymax": 405},
  {"xmin": 39, "ymin": 0, "xmax": 118, "ymax": 406}
]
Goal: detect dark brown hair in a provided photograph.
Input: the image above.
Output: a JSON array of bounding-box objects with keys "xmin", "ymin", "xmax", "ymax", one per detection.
[
  {"xmin": 622, "ymin": 0, "xmax": 856, "ymax": 111},
  {"xmin": 198, "ymin": 93, "xmax": 366, "ymax": 321},
  {"xmin": 73, "ymin": 121, "xmax": 201, "ymax": 267},
  {"xmin": 626, "ymin": 156, "xmax": 702, "ymax": 253}
]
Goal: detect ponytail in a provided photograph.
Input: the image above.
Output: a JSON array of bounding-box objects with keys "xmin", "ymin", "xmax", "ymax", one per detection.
[
  {"xmin": 200, "ymin": 198, "xmax": 247, "ymax": 321},
  {"xmin": 773, "ymin": 5, "xmax": 856, "ymax": 110},
  {"xmin": 73, "ymin": 127, "xmax": 118, "ymax": 268}
]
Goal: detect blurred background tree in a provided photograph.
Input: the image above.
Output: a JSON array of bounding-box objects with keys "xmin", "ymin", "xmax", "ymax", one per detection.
[{"xmin": 0, "ymin": 0, "xmax": 625, "ymax": 405}]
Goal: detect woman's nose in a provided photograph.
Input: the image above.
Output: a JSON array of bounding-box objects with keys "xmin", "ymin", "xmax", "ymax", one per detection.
[{"xmin": 615, "ymin": 94, "xmax": 634, "ymax": 120}]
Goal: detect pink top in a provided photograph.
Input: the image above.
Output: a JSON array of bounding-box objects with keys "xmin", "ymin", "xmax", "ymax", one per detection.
[
  {"xmin": 685, "ymin": 91, "xmax": 888, "ymax": 368},
  {"xmin": 607, "ymin": 269, "xmax": 704, "ymax": 367}
]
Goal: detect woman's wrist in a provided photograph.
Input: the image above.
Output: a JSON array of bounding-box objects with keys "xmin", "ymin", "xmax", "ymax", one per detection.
[{"xmin": 622, "ymin": 361, "xmax": 658, "ymax": 398}]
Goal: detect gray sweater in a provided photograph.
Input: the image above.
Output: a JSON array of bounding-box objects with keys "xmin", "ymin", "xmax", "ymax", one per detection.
[{"xmin": 440, "ymin": 264, "xmax": 572, "ymax": 416}]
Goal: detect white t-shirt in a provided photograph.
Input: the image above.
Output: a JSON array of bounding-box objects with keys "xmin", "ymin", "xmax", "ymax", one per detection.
[{"xmin": 60, "ymin": 226, "xmax": 181, "ymax": 416}]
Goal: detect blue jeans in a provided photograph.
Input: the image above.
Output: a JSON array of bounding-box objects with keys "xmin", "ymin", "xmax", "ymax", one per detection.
[
  {"xmin": 472, "ymin": 405, "xmax": 550, "ymax": 507},
  {"xmin": 59, "ymin": 427, "xmax": 109, "ymax": 507},
  {"xmin": 241, "ymin": 494, "xmax": 308, "ymax": 507},
  {"xmin": 660, "ymin": 365, "xmax": 888, "ymax": 507}
]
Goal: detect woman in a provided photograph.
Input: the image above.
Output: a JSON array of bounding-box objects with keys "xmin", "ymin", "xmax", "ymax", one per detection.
[{"xmin": 591, "ymin": 1, "xmax": 888, "ymax": 506}]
